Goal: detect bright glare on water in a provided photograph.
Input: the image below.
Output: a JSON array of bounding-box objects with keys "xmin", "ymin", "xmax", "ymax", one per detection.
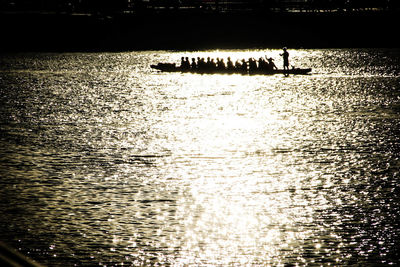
[{"xmin": 0, "ymin": 49, "xmax": 400, "ymax": 266}]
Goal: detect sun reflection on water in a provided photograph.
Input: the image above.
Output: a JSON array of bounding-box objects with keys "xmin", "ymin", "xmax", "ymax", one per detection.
[{"xmin": 148, "ymin": 64, "xmax": 333, "ymax": 265}]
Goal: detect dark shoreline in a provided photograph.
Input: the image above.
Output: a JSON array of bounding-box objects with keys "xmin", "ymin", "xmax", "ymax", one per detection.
[{"xmin": 1, "ymin": 11, "xmax": 399, "ymax": 52}]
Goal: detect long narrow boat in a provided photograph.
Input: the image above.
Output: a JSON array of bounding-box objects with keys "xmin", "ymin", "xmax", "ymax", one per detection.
[{"xmin": 151, "ymin": 63, "xmax": 312, "ymax": 75}]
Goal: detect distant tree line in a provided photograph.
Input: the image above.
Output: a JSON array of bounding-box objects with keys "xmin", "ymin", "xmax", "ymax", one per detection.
[{"xmin": 1, "ymin": 0, "xmax": 399, "ymax": 14}]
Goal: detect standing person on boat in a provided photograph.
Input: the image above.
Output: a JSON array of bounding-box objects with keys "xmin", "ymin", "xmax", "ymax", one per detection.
[{"xmin": 280, "ymin": 47, "xmax": 289, "ymax": 71}]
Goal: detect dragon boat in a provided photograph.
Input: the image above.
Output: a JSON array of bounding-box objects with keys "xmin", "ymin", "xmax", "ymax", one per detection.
[{"xmin": 151, "ymin": 63, "xmax": 312, "ymax": 75}]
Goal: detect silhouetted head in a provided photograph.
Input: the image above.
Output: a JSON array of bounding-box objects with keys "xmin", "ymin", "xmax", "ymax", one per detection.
[{"xmin": 283, "ymin": 47, "xmax": 287, "ymax": 51}]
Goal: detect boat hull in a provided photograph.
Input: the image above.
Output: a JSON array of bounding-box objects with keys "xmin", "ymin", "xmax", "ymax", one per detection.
[{"xmin": 151, "ymin": 63, "xmax": 311, "ymax": 75}]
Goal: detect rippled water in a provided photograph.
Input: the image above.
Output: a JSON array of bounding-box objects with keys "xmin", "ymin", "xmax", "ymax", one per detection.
[{"xmin": 0, "ymin": 49, "xmax": 400, "ymax": 266}]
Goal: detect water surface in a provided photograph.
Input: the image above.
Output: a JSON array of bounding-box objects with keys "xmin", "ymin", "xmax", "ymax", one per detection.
[{"xmin": 0, "ymin": 49, "xmax": 399, "ymax": 266}]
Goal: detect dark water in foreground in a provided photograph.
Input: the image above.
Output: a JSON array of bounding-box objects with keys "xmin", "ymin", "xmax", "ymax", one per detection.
[{"xmin": 0, "ymin": 49, "xmax": 400, "ymax": 266}]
